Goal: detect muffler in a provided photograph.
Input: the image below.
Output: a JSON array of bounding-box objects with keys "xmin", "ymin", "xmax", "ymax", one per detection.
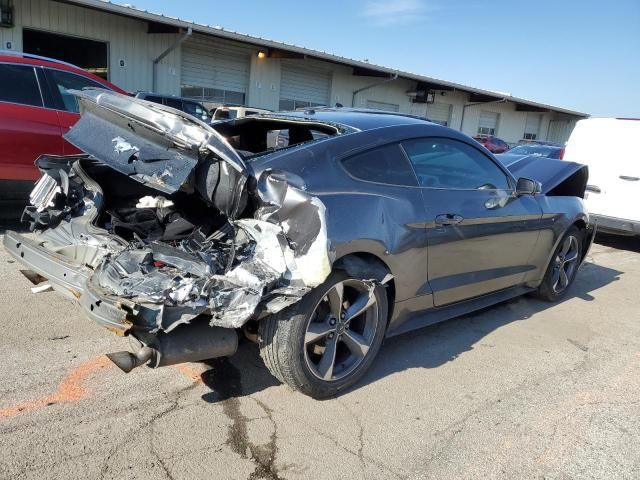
[{"xmin": 107, "ymin": 321, "xmax": 238, "ymax": 373}]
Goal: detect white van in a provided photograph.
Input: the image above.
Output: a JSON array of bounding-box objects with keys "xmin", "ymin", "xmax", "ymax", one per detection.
[{"xmin": 563, "ymin": 118, "xmax": 640, "ymax": 235}]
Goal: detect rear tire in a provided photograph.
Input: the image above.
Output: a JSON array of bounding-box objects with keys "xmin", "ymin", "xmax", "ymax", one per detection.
[
  {"xmin": 258, "ymin": 270, "xmax": 387, "ymax": 398},
  {"xmin": 536, "ymin": 225, "xmax": 583, "ymax": 301}
]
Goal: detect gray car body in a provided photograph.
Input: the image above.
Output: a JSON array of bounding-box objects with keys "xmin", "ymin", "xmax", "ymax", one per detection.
[
  {"xmin": 3, "ymin": 96, "xmax": 593, "ymax": 340},
  {"xmin": 234, "ymin": 109, "xmax": 592, "ymax": 336}
]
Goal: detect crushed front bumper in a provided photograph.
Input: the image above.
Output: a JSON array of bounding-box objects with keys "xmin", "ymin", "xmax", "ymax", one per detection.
[{"xmin": 3, "ymin": 230, "xmax": 134, "ymax": 335}]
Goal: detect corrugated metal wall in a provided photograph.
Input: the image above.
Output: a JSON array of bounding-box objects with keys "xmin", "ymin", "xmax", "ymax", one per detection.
[{"xmin": 1, "ymin": 0, "xmax": 182, "ymax": 94}]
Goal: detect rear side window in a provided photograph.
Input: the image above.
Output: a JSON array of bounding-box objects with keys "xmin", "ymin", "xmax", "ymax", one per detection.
[
  {"xmin": 142, "ymin": 95, "xmax": 164, "ymax": 105},
  {"xmin": 0, "ymin": 64, "xmax": 43, "ymax": 107},
  {"xmin": 182, "ymin": 101, "xmax": 211, "ymax": 121},
  {"xmin": 164, "ymin": 97, "xmax": 183, "ymax": 110},
  {"xmin": 402, "ymin": 137, "xmax": 510, "ymax": 190},
  {"xmin": 47, "ymin": 69, "xmax": 105, "ymax": 112},
  {"xmin": 342, "ymin": 144, "xmax": 417, "ymax": 186}
]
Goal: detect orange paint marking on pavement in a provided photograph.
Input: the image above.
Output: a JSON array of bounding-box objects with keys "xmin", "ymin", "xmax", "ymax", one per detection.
[
  {"xmin": 0, "ymin": 356, "xmax": 111, "ymax": 418},
  {"xmin": 174, "ymin": 363, "xmax": 205, "ymax": 384}
]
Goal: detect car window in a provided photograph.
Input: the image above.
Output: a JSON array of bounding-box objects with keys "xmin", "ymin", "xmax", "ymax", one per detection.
[
  {"xmin": 164, "ymin": 97, "xmax": 183, "ymax": 110},
  {"xmin": 0, "ymin": 64, "xmax": 43, "ymax": 107},
  {"xmin": 182, "ymin": 101, "xmax": 211, "ymax": 121},
  {"xmin": 342, "ymin": 144, "xmax": 418, "ymax": 186},
  {"xmin": 47, "ymin": 69, "xmax": 105, "ymax": 112},
  {"xmin": 402, "ymin": 137, "xmax": 510, "ymax": 190},
  {"xmin": 142, "ymin": 95, "xmax": 164, "ymax": 105}
]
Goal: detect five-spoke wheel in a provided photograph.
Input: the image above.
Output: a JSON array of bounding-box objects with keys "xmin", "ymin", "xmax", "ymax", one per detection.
[
  {"xmin": 259, "ymin": 271, "xmax": 387, "ymax": 398},
  {"xmin": 304, "ymin": 279, "xmax": 379, "ymax": 381}
]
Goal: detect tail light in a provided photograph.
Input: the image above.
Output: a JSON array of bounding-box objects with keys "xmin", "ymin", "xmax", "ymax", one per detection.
[{"xmin": 559, "ymin": 146, "xmax": 565, "ymax": 160}]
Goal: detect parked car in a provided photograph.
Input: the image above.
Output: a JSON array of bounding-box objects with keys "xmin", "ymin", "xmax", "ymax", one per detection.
[
  {"xmin": 474, "ymin": 135, "xmax": 510, "ymax": 153},
  {"xmin": 502, "ymin": 144, "xmax": 564, "ymax": 159},
  {"xmin": 562, "ymin": 117, "xmax": 640, "ymax": 235},
  {"xmin": 135, "ymin": 92, "xmax": 212, "ymax": 123},
  {"xmin": 4, "ymin": 91, "xmax": 594, "ymax": 398},
  {"xmin": 0, "ymin": 51, "xmax": 126, "ymax": 204},
  {"xmin": 211, "ymin": 105, "xmax": 271, "ymax": 121}
]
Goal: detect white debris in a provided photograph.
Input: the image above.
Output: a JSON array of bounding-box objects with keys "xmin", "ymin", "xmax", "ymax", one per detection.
[
  {"xmin": 136, "ymin": 196, "xmax": 175, "ymax": 209},
  {"xmin": 31, "ymin": 283, "xmax": 53, "ymax": 294}
]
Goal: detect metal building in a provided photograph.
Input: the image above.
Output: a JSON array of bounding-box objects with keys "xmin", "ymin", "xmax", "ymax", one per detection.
[{"xmin": 0, "ymin": 0, "xmax": 588, "ymax": 144}]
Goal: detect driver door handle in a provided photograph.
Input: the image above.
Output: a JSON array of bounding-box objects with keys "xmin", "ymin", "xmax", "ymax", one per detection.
[{"xmin": 435, "ymin": 213, "xmax": 464, "ymax": 226}]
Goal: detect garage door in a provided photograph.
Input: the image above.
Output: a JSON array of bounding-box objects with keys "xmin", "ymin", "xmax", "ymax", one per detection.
[
  {"xmin": 181, "ymin": 35, "xmax": 250, "ymax": 105},
  {"xmin": 279, "ymin": 61, "xmax": 331, "ymax": 110},
  {"xmin": 478, "ymin": 111, "xmax": 499, "ymax": 136},
  {"xmin": 426, "ymin": 103, "xmax": 452, "ymax": 126},
  {"xmin": 366, "ymin": 100, "xmax": 399, "ymax": 112},
  {"xmin": 523, "ymin": 113, "xmax": 542, "ymax": 140}
]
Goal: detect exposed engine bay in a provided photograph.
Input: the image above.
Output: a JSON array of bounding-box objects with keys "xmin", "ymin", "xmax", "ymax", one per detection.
[{"xmin": 21, "ymin": 89, "xmax": 333, "ymax": 339}]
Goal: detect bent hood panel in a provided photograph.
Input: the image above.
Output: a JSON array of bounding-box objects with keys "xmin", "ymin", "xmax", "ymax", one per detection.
[
  {"xmin": 64, "ymin": 89, "xmax": 248, "ymax": 196},
  {"xmin": 497, "ymin": 154, "xmax": 588, "ymax": 195}
]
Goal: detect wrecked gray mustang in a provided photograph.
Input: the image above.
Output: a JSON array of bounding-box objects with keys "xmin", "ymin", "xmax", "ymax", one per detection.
[{"xmin": 4, "ymin": 90, "xmax": 595, "ymax": 398}]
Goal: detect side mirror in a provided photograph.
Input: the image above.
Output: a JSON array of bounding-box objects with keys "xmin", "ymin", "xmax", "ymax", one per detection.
[{"xmin": 516, "ymin": 177, "xmax": 542, "ymax": 195}]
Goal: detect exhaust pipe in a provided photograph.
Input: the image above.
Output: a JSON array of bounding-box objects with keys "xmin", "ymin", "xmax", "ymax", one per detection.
[{"xmin": 107, "ymin": 322, "xmax": 238, "ymax": 373}]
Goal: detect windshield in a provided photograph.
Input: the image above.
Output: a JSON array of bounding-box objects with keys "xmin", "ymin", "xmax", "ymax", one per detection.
[{"xmin": 509, "ymin": 145, "xmax": 562, "ymax": 159}]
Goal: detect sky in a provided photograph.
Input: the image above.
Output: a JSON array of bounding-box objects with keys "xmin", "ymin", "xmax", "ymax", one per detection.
[{"xmin": 126, "ymin": 0, "xmax": 639, "ymax": 117}]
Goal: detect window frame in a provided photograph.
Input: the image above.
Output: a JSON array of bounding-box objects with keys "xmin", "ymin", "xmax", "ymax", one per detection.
[
  {"xmin": 399, "ymin": 136, "xmax": 516, "ymax": 192},
  {"xmin": 0, "ymin": 62, "xmax": 45, "ymax": 108}
]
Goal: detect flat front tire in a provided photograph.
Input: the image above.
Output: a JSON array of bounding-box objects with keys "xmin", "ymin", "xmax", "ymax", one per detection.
[{"xmin": 258, "ymin": 270, "xmax": 388, "ymax": 398}]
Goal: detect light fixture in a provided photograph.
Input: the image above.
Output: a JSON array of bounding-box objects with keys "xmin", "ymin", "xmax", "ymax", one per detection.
[{"xmin": 257, "ymin": 51, "xmax": 266, "ymax": 59}]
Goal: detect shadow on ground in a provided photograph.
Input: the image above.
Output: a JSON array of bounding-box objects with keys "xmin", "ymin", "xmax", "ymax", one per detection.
[
  {"xmin": 595, "ymin": 232, "xmax": 640, "ymax": 253},
  {"xmin": 194, "ymin": 261, "xmax": 623, "ymax": 401}
]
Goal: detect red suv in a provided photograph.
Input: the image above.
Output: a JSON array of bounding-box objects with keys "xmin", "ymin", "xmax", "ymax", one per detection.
[
  {"xmin": 473, "ymin": 135, "xmax": 510, "ymax": 154},
  {"xmin": 0, "ymin": 52, "xmax": 126, "ymax": 203}
]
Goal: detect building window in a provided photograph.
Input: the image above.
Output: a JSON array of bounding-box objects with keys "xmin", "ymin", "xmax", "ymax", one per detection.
[
  {"xmin": 477, "ymin": 111, "xmax": 499, "ymax": 137},
  {"xmin": 523, "ymin": 113, "xmax": 542, "ymax": 140},
  {"xmin": 278, "ymin": 98, "xmax": 324, "ymax": 111},
  {"xmin": 181, "ymin": 86, "xmax": 245, "ymax": 106}
]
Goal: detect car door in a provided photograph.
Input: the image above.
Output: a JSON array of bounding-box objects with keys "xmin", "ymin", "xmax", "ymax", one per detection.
[
  {"xmin": 41, "ymin": 67, "xmax": 111, "ymax": 155},
  {"xmin": 401, "ymin": 137, "xmax": 543, "ymax": 306},
  {"xmin": 0, "ymin": 63, "xmax": 63, "ymax": 181}
]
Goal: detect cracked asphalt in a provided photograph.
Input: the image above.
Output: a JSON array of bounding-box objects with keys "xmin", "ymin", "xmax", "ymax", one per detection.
[{"xmin": 1, "ymin": 224, "xmax": 639, "ymax": 480}]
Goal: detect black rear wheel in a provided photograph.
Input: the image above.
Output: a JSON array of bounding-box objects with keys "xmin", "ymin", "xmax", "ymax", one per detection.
[{"xmin": 258, "ymin": 270, "xmax": 387, "ymax": 398}]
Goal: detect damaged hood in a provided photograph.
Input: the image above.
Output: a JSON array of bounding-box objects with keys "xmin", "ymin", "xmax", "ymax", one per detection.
[
  {"xmin": 64, "ymin": 89, "xmax": 249, "ymax": 217},
  {"xmin": 497, "ymin": 154, "xmax": 589, "ymax": 195}
]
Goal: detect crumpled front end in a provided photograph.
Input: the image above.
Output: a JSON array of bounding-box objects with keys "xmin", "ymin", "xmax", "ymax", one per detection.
[{"xmin": 4, "ymin": 90, "xmax": 332, "ymax": 370}]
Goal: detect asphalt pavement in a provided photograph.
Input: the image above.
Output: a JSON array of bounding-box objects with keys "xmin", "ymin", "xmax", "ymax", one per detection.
[{"xmin": 1, "ymin": 223, "xmax": 639, "ymax": 480}]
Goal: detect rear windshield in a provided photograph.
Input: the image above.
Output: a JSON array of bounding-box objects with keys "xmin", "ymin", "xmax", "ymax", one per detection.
[
  {"xmin": 212, "ymin": 117, "xmax": 344, "ymax": 159},
  {"xmin": 510, "ymin": 145, "xmax": 562, "ymax": 158}
]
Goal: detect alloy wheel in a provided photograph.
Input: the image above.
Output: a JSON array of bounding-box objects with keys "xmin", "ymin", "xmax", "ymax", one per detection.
[
  {"xmin": 304, "ymin": 279, "xmax": 379, "ymax": 382},
  {"xmin": 552, "ymin": 235, "xmax": 579, "ymax": 293}
]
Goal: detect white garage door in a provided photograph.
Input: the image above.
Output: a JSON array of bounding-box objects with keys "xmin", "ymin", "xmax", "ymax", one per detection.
[
  {"xmin": 181, "ymin": 35, "xmax": 250, "ymax": 105},
  {"xmin": 524, "ymin": 113, "xmax": 542, "ymax": 140},
  {"xmin": 279, "ymin": 61, "xmax": 331, "ymax": 110},
  {"xmin": 366, "ymin": 100, "xmax": 399, "ymax": 112},
  {"xmin": 478, "ymin": 111, "xmax": 499, "ymax": 136},
  {"xmin": 427, "ymin": 103, "xmax": 452, "ymax": 126}
]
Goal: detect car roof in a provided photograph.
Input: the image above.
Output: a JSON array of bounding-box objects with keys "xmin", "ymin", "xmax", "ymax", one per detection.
[
  {"xmin": 0, "ymin": 51, "xmax": 126, "ymax": 93},
  {"xmin": 263, "ymin": 108, "xmax": 432, "ymax": 131}
]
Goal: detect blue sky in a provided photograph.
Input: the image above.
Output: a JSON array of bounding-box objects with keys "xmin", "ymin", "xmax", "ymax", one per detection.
[{"xmin": 128, "ymin": 0, "xmax": 639, "ymax": 117}]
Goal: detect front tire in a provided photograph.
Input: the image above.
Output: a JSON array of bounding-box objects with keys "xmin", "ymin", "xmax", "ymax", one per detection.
[
  {"xmin": 536, "ymin": 225, "xmax": 583, "ymax": 301},
  {"xmin": 258, "ymin": 271, "xmax": 388, "ymax": 398}
]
